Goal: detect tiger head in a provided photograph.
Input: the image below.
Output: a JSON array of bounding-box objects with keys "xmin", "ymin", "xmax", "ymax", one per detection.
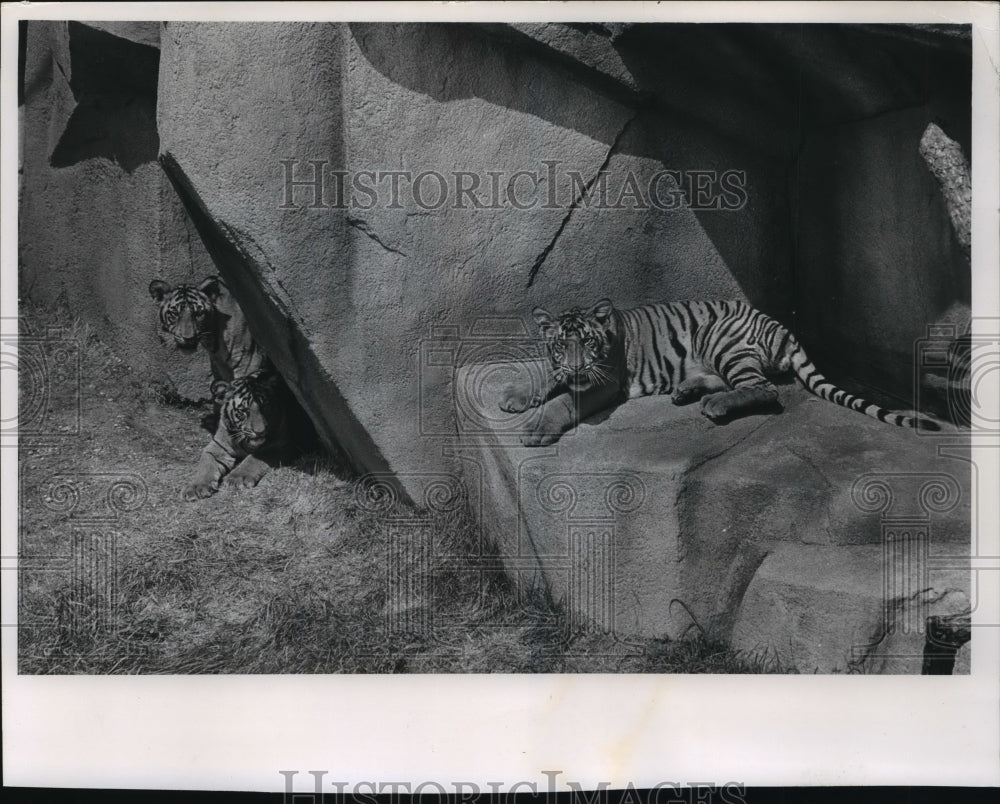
[
  {"xmin": 148, "ymin": 276, "xmax": 223, "ymax": 351},
  {"xmin": 210, "ymin": 370, "xmax": 283, "ymax": 454},
  {"xmin": 532, "ymin": 298, "xmax": 618, "ymax": 392}
]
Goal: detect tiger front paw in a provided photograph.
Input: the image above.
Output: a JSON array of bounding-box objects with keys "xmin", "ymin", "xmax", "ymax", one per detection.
[
  {"xmin": 224, "ymin": 469, "xmax": 266, "ymax": 490},
  {"xmin": 224, "ymin": 456, "xmax": 269, "ymax": 490},
  {"xmin": 182, "ymin": 479, "xmax": 218, "ymax": 501},
  {"xmin": 225, "ymin": 473, "xmax": 259, "ymax": 490},
  {"xmin": 671, "ymin": 386, "xmax": 700, "ymax": 406},
  {"xmin": 699, "ymin": 392, "xmax": 731, "ymax": 422},
  {"xmin": 499, "ymin": 384, "xmax": 540, "ymax": 414}
]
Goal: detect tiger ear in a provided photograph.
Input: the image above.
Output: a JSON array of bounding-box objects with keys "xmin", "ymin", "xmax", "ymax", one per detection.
[
  {"xmin": 148, "ymin": 280, "xmax": 172, "ymax": 302},
  {"xmin": 198, "ymin": 275, "xmax": 224, "ymax": 302},
  {"xmin": 210, "ymin": 379, "xmax": 230, "ymax": 404},
  {"xmin": 590, "ymin": 298, "xmax": 614, "ymax": 324},
  {"xmin": 532, "ymin": 307, "xmax": 554, "ymax": 336}
]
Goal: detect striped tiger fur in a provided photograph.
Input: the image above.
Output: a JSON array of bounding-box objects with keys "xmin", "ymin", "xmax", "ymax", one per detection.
[
  {"xmin": 183, "ymin": 369, "xmax": 290, "ymax": 500},
  {"xmin": 149, "ymin": 275, "xmax": 267, "ymax": 382},
  {"xmin": 501, "ymin": 298, "xmax": 940, "ymax": 446}
]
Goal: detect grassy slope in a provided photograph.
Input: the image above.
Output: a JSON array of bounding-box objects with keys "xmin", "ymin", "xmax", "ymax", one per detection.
[{"xmin": 17, "ymin": 301, "xmax": 786, "ymax": 674}]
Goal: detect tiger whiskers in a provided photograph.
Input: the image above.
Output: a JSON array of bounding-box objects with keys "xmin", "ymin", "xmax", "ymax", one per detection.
[{"xmin": 584, "ymin": 364, "xmax": 614, "ymax": 387}]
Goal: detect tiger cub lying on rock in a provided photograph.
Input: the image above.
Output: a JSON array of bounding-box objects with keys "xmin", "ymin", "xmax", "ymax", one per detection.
[
  {"xmin": 501, "ymin": 298, "xmax": 939, "ymax": 446},
  {"xmin": 183, "ymin": 369, "xmax": 293, "ymax": 500}
]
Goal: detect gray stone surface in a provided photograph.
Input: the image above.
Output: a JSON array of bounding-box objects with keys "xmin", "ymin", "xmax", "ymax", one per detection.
[
  {"xmin": 23, "ymin": 21, "xmax": 970, "ymax": 490},
  {"xmin": 731, "ymin": 543, "xmax": 971, "ymax": 674},
  {"xmin": 19, "ymin": 21, "xmax": 217, "ymax": 400},
  {"xmin": 919, "ymin": 122, "xmax": 972, "ymax": 257},
  {"xmin": 793, "ymin": 104, "xmax": 970, "ymax": 404},
  {"xmin": 481, "ymin": 23, "xmax": 640, "ymax": 94},
  {"xmin": 954, "ymin": 641, "xmax": 971, "ymax": 674},
  {"xmin": 155, "ymin": 22, "xmax": 756, "ymax": 496},
  {"xmin": 456, "ymin": 358, "xmax": 970, "ymax": 671},
  {"xmin": 83, "ymin": 21, "xmax": 161, "ymax": 49},
  {"xmin": 18, "ymin": 22, "xmax": 972, "ymax": 671}
]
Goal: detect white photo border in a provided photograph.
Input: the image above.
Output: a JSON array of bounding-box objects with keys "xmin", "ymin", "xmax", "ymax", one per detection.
[{"xmin": 2, "ymin": 0, "xmax": 998, "ymax": 792}]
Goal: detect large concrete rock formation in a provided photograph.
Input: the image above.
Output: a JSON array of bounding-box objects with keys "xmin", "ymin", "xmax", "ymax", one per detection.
[
  {"xmin": 19, "ymin": 21, "xmax": 972, "ymax": 669},
  {"xmin": 150, "ymin": 22, "xmax": 969, "ymax": 494},
  {"xmin": 455, "ymin": 359, "xmax": 971, "ymax": 673},
  {"xmin": 155, "ymin": 22, "xmax": 770, "ymax": 490}
]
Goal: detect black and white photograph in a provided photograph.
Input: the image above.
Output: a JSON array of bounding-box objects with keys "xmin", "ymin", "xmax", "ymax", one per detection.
[{"xmin": 3, "ymin": 0, "xmax": 999, "ymax": 793}]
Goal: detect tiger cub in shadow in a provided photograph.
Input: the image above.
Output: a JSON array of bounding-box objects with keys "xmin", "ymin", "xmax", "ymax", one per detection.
[
  {"xmin": 183, "ymin": 368, "xmax": 294, "ymax": 501},
  {"xmin": 501, "ymin": 298, "xmax": 940, "ymax": 446}
]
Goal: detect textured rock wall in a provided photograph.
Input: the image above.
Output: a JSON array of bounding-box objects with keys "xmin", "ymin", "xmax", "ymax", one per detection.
[
  {"xmin": 793, "ymin": 104, "xmax": 971, "ymax": 404},
  {"xmin": 156, "ymin": 22, "xmax": 761, "ymax": 495},
  {"xmin": 20, "ymin": 21, "xmax": 970, "ymax": 495},
  {"xmin": 19, "ymin": 21, "xmax": 218, "ymax": 400}
]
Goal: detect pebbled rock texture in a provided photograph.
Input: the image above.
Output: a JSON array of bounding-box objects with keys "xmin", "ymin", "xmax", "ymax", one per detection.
[
  {"xmin": 455, "ymin": 358, "xmax": 971, "ymax": 672},
  {"xmin": 19, "ymin": 21, "xmax": 218, "ymax": 400}
]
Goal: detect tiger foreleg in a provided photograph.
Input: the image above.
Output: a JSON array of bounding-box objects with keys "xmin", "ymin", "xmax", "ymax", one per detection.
[
  {"xmin": 671, "ymin": 373, "xmax": 728, "ymax": 405},
  {"xmin": 224, "ymin": 455, "xmax": 270, "ymax": 490},
  {"xmin": 521, "ymin": 392, "xmax": 575, "ymax": 446},
  {"xmin": 499, "ymin": 380, "xmax": 553, "ymax": 413},
  {"xmin": 521, "ymin": 383, "xmax": 619, "ymax": 446},
  {"xmin": 700, "ymin": 382, "xmax": 779, "ymax": 422},
  {"xmin": 182, "ymin": 438, "xmax": 241, "ymax": 501},
  {"xmin": 698, "ymin": 357, "xmax": 780, "ymax": 421}
]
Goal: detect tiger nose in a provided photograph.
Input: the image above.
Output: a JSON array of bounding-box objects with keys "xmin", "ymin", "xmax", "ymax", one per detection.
[{"xmin": 565, "ymin": 341, "xmax": 585, "ymax": 370}]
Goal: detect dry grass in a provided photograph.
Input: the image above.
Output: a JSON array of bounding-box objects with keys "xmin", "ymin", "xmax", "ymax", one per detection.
[{"xmin": 16, "ymin": 299, "xmax": 787, "ymax": 674}]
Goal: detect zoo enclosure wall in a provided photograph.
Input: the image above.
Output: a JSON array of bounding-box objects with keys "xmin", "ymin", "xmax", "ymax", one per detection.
[{"xmin": 17, "ymin": 20, "xmax": 972, "ymax": 493}]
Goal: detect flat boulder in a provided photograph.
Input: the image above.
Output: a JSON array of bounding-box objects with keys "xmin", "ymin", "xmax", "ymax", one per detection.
[{"xmin": 455, "ymin": 358, "xmax": 971, "ymax": 672}]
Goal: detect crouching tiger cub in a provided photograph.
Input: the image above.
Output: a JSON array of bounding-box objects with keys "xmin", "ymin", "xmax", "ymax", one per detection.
[
  {"xmin": 183, "ymin": 369, "xmax": 292, "ymax": 500},
  {"xmin": 501, "ymin": 298, "xmax": 940, "ymax": 446},
  {"xmin": 148, "ymin": 275, "xmax": 267, "ymax": 382}
]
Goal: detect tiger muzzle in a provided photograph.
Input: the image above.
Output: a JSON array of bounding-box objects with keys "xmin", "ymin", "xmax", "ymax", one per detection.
[
  {"xmin": 235, "ymin": 432, "xmax": 266, "ymax": 451},
  {"xmin": 565, "ymin": 368, "xmax": 593, "ymax": 391}
]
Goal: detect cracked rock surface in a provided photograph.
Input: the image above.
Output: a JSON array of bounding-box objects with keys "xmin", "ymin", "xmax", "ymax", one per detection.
[{"xmin": 155, "ymin": 23, "xmax": 743, "ymax": 492}]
